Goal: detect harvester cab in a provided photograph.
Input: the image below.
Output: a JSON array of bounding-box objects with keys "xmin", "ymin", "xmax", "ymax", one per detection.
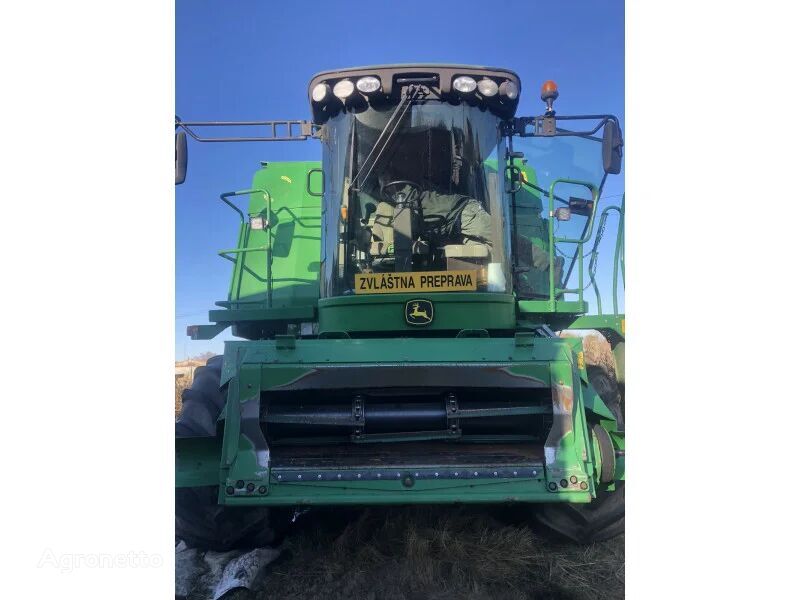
[{"xmin": 175, "ymin": 65, "xmax": 625, "ymax": 549}]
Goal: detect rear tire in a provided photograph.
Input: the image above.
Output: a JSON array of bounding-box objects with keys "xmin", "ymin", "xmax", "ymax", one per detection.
[
  {"xmin": 534, "ymin": 368, "xmax": 624, "ymax": 544},
  {"xmin": 176, "ymin": 356, "xmax": 278, "ymax": 551}
]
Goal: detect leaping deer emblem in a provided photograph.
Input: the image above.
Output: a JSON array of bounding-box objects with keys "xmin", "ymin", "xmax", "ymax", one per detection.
[{"xmin": 409, "ymin": 302, "xmax": 429, "ymax": 320}]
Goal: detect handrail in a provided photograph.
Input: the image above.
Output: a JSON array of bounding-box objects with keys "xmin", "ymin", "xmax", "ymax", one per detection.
[
  {"xmin": 588, "ymin": 206, "xmax": 620, "ymax": 314},
  {"xmin": 547, "ymin": 178, "xmax": 599, "ymax": 307},
  {"xmin": 587, "ymin": 196, "xmax": 625, "ymax": 316},
  {"xmin": 219, "ymin": 189, "xmax": 273, "ymax": 307},
  {"xmin": 549, "ymin": 179, "xmax": 600, "ymax": 245},
  {"xmin": 612, "ymin": 195, "xmax": 625, "ymax": 315}
]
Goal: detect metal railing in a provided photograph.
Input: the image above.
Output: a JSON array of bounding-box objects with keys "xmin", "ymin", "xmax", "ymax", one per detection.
[
  {"xmin": 588, "ymin": 195, "xmax": 625, "ymax": 317},
  {"xmin": 216, "ymin": 185, "xmax": 323, "ymax": 310},
  {"xmin": 546, "ymin": 179, "xmax": 600, "ymax": 307},
  {"xmin": 217, "ymin": 189, "xmax": 274, "ymax": 307}
]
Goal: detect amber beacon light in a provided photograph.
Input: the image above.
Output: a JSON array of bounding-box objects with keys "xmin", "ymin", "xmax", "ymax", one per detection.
[{"xmin": 540, "ymin": 80, "xmax": 559, "ymax": 115}]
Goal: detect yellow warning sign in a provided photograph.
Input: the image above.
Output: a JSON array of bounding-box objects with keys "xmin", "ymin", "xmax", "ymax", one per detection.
[{"xmin": 354, "ymin": 270, "xmax": 478, "ymax": 294}]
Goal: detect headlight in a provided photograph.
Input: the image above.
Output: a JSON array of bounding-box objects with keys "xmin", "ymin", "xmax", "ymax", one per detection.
[
  {"xmin": 499, "ymin": 80, "xmax": 519, "ymax": 100},
  {"xmin": 249, "ymin": 215, "xmax": 268, "ymax": 230},
  {"xmin": 311, "ymin": 83, "xmax": 330, "ymax": 103},
  {"xmin": 356, "ymin": 76, "xmax": 381, "ymax": 94},
  {"xmin": 333, "ymin": 79, "xmax": 355, "ymax": 99},
  {"xmin": 477, "ymin": 78, "xmax": 499, "ymax": 97},
  {"xmin": 453, "ymin": 76, "xmax": 477, "ymax": 94},
  {"xmin": 554, "ymin": 208, "xmax": 571, "ymax": 221}
]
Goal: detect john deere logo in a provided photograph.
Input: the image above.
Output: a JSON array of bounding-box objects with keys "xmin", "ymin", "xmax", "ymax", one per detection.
[{"xmin": 405, "ymin": 299, "xmax": 433, "ymax": 326}]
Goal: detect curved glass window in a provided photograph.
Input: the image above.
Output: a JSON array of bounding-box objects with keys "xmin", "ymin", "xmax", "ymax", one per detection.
[
  {"xmin": 319, "ymin": 102, "xmax": 509, "ymax": 297},
  {"xmin": 511, "ymin": 134, "xmax": 608, "ymax": 299}
]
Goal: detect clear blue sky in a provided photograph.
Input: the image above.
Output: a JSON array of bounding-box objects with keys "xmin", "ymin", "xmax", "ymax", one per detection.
[{"xmin": 176, "ymin": 0, "xmax": 624, "ymax": 358}]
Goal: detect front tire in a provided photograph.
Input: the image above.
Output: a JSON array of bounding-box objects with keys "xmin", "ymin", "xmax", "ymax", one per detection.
[
  {"xmin": 175, "ymin": 356, "xmax": 278, "ymax": 551},
  {"xmin": 175, "ymin": 486, "xmax": 279, "ymax": 551},
  {"xmin": 534, "ymin": 367, "xmax": 625, "ymax": 544},
  {"xmin": 534, "ymin": 483, "xmax": 625, "ymax": 544}
]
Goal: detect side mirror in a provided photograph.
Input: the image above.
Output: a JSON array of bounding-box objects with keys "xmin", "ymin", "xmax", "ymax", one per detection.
[
  {"xmin": 175, "ymin": 131, "xmax": 188, "ymax": 185},
  {"xmin": 602, "ymin": 120, "xmax": 623, "ymax": 174}
]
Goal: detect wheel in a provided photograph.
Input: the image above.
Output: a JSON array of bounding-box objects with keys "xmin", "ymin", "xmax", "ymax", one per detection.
[
  {"xmin": 587, "ymin": 365, "xmax": 624, "ymax": 430},
  {"xmin": 175, "ymin": 355, "xmax": 279, "ymax": 551},
  {"xmin": 534, "ymin": 368, "xmax": 624, "ymax": 543},
  {"xmin": 534, "ymin": 483, "xmax": 625, "ymax": 544},
  {"xmin": 175, "ymin": 355, "xmax": 225, "ymax": 437},
  {"xmin": 175, "ymin": 486, "xmax": 281, "ymax": 551}
]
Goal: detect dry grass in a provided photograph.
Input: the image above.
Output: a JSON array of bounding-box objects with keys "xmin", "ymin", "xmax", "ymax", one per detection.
[{"xmin": 259, "ymin": 506, "xmax": 623, "ymax": 600}]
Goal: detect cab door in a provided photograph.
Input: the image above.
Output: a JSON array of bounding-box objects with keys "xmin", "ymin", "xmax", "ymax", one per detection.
[{"xmin": 506, "ymin": 116, "xmax": 621, "ymax": 303}]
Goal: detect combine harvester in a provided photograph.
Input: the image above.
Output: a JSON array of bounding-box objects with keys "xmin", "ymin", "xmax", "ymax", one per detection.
[{"xmin": 175, "ymin": 64, "xmax": 625, "ymax": 549}]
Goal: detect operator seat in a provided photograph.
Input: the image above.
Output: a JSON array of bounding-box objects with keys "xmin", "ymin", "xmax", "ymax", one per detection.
[{"xmin": 367, "ymin": 201, "xmax": 395, "ymax": 256}]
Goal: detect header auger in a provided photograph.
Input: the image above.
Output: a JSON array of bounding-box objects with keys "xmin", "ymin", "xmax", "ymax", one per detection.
[{"xmin": 175, "ymin": 64, "xmax": 625, "ymax": 549}]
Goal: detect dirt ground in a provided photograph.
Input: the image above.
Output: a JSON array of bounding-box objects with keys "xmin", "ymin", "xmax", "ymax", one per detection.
[{"xmin": 177, "ymin": 335, "xmax": 624, "ymax": 599}]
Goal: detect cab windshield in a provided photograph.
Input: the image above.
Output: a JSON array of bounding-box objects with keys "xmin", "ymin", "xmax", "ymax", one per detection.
[{"xmin": 320, "ymin": 102, "xmax": 509, "ymax": 297}]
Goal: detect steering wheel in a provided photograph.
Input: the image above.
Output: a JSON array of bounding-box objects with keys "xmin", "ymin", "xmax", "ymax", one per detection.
[{"xmin": 380, "ymin": 180, "xmax": 421, "ymax": 204}]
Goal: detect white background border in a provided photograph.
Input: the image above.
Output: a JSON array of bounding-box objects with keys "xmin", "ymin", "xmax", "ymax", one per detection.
[{"xmin": 1, "ymin": 1, "xmax": 798, "ymax": 597}]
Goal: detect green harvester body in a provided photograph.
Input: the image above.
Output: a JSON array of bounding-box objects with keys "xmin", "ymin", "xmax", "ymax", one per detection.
[{"xmin": 176, "ymin": 65, "xmax": 625, "ymax": 513}]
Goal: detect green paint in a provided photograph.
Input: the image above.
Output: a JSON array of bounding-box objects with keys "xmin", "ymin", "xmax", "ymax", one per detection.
[
  {"xmin": 215, "ymin": 162, "xmax": 322, "ymax": 314},
  {"xmin": 319, "ymin": 292, "xmax": 516, "ymax": 334}
]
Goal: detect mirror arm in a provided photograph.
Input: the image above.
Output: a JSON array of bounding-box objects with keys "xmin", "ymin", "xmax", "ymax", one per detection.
[
  {"xmin": 509, "ymin": 114, "xmax": 620, "ymax": 140},
  {"xmin": 175, "ymin": 116, "xmax": 321, "ymax": 142}
]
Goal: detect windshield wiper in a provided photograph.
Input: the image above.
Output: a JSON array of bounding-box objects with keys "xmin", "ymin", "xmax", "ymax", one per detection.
[{"xmin": 351, "ymin": 85, "xmax": 426, "ymax": 191}]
